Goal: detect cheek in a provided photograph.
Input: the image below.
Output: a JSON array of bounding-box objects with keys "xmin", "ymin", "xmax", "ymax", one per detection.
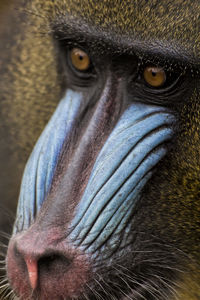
[{"xmin": 68, "ymin": 104, "xmax": 175, "ymax": 257}]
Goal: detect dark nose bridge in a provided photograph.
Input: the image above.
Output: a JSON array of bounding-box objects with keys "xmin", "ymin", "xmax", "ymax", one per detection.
[{"xmin": 34, "ymin": 76, "xmax": 124, "ymax": 230}]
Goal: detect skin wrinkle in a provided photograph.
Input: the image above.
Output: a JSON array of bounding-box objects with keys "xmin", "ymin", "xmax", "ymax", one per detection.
[{"xmin": 0, "ymin": 0, "xmax": 199, "ymax": 299}]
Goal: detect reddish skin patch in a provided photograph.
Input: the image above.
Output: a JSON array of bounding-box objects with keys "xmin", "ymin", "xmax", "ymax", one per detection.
[{"xmin": 6, "ymin": 227, "xmax": 92, "ymax": 300}]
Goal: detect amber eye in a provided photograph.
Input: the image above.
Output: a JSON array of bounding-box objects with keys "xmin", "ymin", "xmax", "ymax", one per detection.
[
  {"xmin": 70, "ymin": 48, "xmax": 91, "ymax": 71},
  {"xmin": 143, "ymin": 66, "xmax": 166, "ymax": 87}
]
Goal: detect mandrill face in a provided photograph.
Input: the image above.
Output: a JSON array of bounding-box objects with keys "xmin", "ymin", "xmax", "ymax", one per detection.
[{"xmin": 1, "ymin": 0, "xmax": 200, "ymax": 299}]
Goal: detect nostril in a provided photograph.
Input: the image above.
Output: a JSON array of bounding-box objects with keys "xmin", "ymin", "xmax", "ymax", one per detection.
[{"xmin": 38, "ymin": 253, "xmax": 72, "ymax": 275}]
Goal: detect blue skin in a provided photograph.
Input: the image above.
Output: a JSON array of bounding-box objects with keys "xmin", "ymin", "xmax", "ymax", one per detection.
[
  {"xmin": 14, "ymin": 90, "xmax": 83, "ymax": 232},
  {"xmin": 14, "ymin": 90, "xmax": 174, "ymax": 257}
]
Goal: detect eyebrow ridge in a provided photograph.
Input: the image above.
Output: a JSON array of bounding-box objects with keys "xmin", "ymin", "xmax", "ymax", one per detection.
[{"xmin": 52, "ymin": 16, "xmax": 199, "ymax": 67}]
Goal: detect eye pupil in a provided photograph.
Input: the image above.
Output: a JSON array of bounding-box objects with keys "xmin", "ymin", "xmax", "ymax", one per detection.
[{"xmin": 152, "ymin": 71, "xmax": 156, "ymax": 77}]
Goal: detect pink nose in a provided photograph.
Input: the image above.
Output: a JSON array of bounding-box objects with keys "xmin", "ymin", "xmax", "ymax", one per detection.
[{"xmin": 6, "ymin": 228, "xmax": 91, "ymax": 300}]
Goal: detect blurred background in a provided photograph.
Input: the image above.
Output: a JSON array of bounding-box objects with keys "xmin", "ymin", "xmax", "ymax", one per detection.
[{"xmin": 0, "ymin": 0, "xmax": 16, "ymax": 275}]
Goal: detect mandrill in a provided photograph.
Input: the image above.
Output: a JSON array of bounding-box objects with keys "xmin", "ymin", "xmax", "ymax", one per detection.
[{"xmin": 0, "ymin": 0, "xmax": 199, "ymax": 299}]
